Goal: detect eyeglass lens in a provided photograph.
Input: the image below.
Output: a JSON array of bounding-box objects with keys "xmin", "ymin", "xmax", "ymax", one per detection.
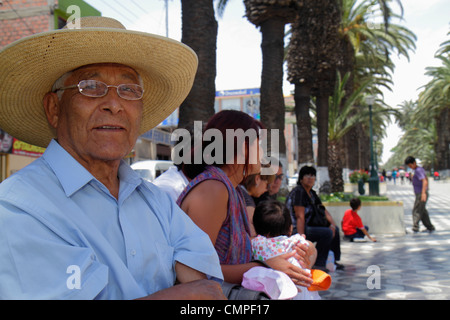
[{"xmin": 78, "ymin": 80, "xmax": 143, "ymax": 100}]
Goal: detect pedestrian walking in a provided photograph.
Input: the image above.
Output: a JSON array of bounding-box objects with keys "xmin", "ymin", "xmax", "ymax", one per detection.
[{"xmin": 404, "ymin": 156, "xmax": 435, "ymax": 233}]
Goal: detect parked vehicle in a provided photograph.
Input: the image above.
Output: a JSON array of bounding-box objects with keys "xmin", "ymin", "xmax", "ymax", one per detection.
[
  {"xmin": 131, "ymin": 160, "xmax": 173, "ymax": 182},
  {"xmin": 288, "ymin": 173, "xmax": 298, "ymax": 190}
]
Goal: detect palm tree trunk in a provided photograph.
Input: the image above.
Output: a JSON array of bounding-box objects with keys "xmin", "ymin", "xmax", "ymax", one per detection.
[
  {"xmin": 328, "ymin": 141, "xmax": 344, "ymax": 192},
  {"xmin": 178, "ymin": 0, "xmax": 218, "ymax": 129},
  {"xmin": 435, "ymin": 108, "xmax": 450, "ymax": 170},
  {"xmin": 316, "ymin": 94, "xmax": 329, "ymax": 168},
  {"xmin": 259, "ymin": 18, "xmax": 287, "ymax": 158},
  {"xmin": 294, "ymin": 83, "xmax": 314, "ymax": 165}
]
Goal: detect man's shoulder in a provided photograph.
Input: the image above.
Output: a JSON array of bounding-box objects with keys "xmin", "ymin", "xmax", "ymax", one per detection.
[
  {"xmin": 0, "ymin": 158, "xmax": 53, "ymax": 199},
  {"xmin": 415, "ymin": 166, "xmax": 427, "ymax": 178}
]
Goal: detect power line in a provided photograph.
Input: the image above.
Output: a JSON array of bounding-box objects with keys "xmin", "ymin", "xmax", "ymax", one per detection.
[
  {"xmin": 98, "ymin": 0, "xmax": 133, "ymax": 23},
  {"xmin": 130, "ymin": 0, "xmax": 149, "ymax": 15},
  {"xmin": 112, "ymin": 0, "xmax": 140, "ymax": 20}
]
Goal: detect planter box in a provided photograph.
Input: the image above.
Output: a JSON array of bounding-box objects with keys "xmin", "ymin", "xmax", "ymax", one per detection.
[
  {"xmin": 323, "ymin": 200, "xmax": 405, "ymax": 235},
  {"xmin": 344, "ymin": 182, "xmax": 387, "ymax": 195}
]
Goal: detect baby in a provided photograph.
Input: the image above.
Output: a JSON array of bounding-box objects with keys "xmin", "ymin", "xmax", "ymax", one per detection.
[{"xmin": 251, "ymin": 200, "xmax": 330, "ymax": 300}]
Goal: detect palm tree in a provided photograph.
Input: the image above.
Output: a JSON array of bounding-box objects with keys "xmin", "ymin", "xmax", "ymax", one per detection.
[
  {"xmin": 286, "ymin": 0, "xmax": 342, "ymax": 171},
  {"xmin": 386, "ymin": 100, "xmax": 437, "ymax": 169},
  {"xmin": 385, "ymin": 31, "xmax": 449, "ymax": 170},
  {"xmin": 327, "ymin": 72, "xmax": 370, "ymax": 191},
  {"xmin": 325, "ymin": 71, "xmax": 397, "ymax": 191},
  {"xmin": 178, "ymin": 0, "xmax": 218, "ymax": 129},
  {"xmin": 417, "ymin": 46, "xmax": 450, "ymax": 170},
  {"xmin": 243, "ymin": 0, "xmax": 299, "ymax": 165},
  {"xmin": 337, "ymin": 0, "xmax": 415, "ymax": 171}
]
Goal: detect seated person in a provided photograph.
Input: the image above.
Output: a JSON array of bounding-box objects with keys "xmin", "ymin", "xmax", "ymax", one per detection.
[
  {"xmin": 0, "ymin": 16, "xmax": 224, "ymax": 300},
  {"xmin": 342, "ymin": 198, "xmax": 377, "ymax": 242},
  {"xmin": 286, "ymin": 165, "xmax": 343, "ymax": 271},
  {"xmin": 240, "ymin": 172, "xmax": 275, "ymax": 237},
  {"xmin": 251, "ymin": 200, "xmax": 331, "ymax": 300}
]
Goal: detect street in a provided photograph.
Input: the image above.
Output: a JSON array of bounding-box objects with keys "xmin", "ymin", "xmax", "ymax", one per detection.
[{"xmin": 321, "ymin": 178, "xmax": 450, "ymax": 300}]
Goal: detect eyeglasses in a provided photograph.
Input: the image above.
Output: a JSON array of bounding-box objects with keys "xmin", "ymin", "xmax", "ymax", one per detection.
[
  {"xmin": 275, "ymin": 173, "xmax": 284, "ymax": 181},
  {"xmin": 53, "ymin": 80, "xmax": 144, "ymax": 100},
  {"xmin": 303, "ymin": 174, "xmax": 316, "ymax": 179}
]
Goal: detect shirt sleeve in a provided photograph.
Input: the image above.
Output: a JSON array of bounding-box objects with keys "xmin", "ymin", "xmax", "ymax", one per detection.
[
  {"xmin": 149, "ymin": 185, "xmax": 224, "ymax": 283},
  {"xmin": 415, "ymin": 167, "xmax": 426, "ymax": 181},
  {"xmin": 0, "ymin": 202, "xmax": 108, "ymax": 300},
  {"xmin": 354, "ymin": 213, "xmax": 364, "ymax": 229},
  {"xmin": 292, "ymin": 186, "xmax": 307, "ymax": 207}
]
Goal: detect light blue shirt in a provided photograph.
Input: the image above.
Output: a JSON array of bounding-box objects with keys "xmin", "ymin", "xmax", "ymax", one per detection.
[{"xmin": 0, "ymin": 140, "xmax": 222, "ymax": 299}]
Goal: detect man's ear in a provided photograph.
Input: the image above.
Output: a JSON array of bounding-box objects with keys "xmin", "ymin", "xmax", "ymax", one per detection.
[{"xmin": 43, "ymin": 92, "xmax": 60, "ymax": 129}]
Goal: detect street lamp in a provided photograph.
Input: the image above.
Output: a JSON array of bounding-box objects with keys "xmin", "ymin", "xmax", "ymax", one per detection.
[{"xmin": 365, "ymin": 95, "xmax": 379, "ymax": 196}]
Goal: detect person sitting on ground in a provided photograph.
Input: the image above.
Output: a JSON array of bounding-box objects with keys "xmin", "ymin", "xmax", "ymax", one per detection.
[
  {"xmin": 177, "ymin": 110, "xmax": 314, "ymax": 288},
  {"xmin": 0, "ymin": 16, "xmax": 224, "ymax": 300},
  {"xmin": 251, "ymin": 200, "xmax": 330, "ymax": 300},
  {"xmin": 342, "ymin": 198, "xmax": 377, "ymax": 242}
]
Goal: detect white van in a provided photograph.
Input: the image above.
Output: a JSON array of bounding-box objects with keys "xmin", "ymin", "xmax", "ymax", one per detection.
[{"xmin": 131, "ymin": 160, "xmax": 173, "ymax": 182}]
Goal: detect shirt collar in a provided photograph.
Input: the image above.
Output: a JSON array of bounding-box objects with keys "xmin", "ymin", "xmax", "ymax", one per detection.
[{"xmin": 43, "ymin": 140, "xmax": 142, "ymax": 197}]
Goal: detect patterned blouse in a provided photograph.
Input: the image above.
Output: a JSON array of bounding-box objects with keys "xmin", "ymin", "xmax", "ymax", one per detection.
[{"xmin": 177, "ymin": 166, "xmax": 253, "ymax": 265}]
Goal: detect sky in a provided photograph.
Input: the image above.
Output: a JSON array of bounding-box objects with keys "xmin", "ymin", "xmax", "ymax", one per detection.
[{"xmin": 84, "ymin": 0, "xmax": 449, "ymax": 165}]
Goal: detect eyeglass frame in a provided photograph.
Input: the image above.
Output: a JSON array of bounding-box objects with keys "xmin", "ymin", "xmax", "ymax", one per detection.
[{"xmin": 53, "ymin": 79, "xmax": 144, "ymax": 101}]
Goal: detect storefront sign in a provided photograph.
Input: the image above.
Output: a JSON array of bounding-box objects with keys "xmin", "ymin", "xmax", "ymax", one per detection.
[{"xmin": 12, "ymin": 139, "xmax": 45, "ymax": 158}]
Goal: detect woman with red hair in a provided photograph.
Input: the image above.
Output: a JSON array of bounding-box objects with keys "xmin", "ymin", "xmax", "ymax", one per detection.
[{"xmin": 178, "ymin": 110, "xmax": 315, "ymax": 286}]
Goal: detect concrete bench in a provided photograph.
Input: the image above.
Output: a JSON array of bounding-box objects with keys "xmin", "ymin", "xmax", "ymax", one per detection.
[{"xmin": 323, "ymin": 201, "xmax": 405, "ymax": 235}]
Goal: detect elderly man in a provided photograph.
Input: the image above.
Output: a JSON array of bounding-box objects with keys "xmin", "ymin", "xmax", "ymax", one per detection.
[{"xmin": 0, "ymin": 17, "xmax": 224, "ymax": 299}]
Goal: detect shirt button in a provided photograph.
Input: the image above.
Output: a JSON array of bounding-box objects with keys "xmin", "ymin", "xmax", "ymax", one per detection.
[{"xmin": 130, "ymin": 249, "xmax": 136, "ymax": 256}]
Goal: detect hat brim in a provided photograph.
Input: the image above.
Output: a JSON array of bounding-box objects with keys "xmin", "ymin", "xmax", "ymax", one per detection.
[{"xmin": 0, "ymin": 28, "xmax": 198, "ymax": 148}]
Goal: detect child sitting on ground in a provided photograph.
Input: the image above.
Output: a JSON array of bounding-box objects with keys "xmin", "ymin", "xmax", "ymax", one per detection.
[
  {"xmin": 342, "ymin": 198, "xmax": 377, "ymax": 242},
  {"xmin": 250, "ymin": 199, "xmax": 331, "ymax": 300}
]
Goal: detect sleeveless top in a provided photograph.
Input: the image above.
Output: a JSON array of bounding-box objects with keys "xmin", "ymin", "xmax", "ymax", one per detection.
[{"xmin": 177, "ymin": 166, "xmax": 252, "ymax": 265}]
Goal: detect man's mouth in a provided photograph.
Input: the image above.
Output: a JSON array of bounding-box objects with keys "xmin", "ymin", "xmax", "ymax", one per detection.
[{"xmin": 95, "ymin": 125, "xmax": 125, "ymax": 130}]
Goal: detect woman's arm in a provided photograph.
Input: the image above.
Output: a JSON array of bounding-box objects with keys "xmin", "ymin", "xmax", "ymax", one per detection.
[
  {"xmin": 180, "ymin": 180, "xmax": 228, "ymax": 245},
  {"xmin": 294, "ymin": 206, "xmax": 306, "ymax": 235},
  {"xmin": 325, "ymin": 208, "xmax": 338, "ymax": 237},
  {"xmin": 221, "ymin": 254, "xmax": 313, "ymax": 287}
]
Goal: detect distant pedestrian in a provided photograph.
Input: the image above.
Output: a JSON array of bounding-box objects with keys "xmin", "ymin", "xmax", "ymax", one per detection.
[{"xmin": 404, "ymin": 156, "xmax": 435, "ymax": 233}]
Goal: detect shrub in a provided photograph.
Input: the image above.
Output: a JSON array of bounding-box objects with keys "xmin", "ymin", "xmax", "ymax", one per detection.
[{"xmin": 349, "ymin": 170, "xmax": 369, "ymax": 183}]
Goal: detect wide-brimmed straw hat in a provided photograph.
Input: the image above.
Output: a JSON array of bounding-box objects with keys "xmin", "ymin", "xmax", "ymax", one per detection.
[{"xmin": 0, "ymin": 16, "xmax": 198, "ymax": 148}]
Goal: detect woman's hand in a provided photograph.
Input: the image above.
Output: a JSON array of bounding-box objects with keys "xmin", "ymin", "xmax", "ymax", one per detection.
[
  {"xmin": 294, "ymin": 239, "xmax": 317, "ymax": 269},
  {"xmin": 265, "ymin": 251, "xmax": 313, "ymax": 288}
]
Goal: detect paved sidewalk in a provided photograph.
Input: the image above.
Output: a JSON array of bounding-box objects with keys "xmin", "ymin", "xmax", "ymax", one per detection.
[{"xmin": 320, "ymin": 179, "xmax": 450, "ymax": 300}]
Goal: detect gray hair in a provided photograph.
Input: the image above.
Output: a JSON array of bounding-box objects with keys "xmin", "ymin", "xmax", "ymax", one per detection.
[{"xmin": 51, "ymin": 71, "xmax": 73, "ymax": 100}]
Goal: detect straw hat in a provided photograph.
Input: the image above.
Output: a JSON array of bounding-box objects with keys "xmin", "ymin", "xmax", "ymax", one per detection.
[{"xmin": 0, "ymin": 16, "xmax": 198, "ymax": 148}]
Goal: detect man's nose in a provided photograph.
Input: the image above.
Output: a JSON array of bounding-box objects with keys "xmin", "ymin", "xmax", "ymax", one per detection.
[{"xmin": 101, "ymin": 88, "xmax": 124, "ymax": 113}]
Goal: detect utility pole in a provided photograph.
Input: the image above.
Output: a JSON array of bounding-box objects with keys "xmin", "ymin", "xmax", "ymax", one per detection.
[{"xmin": 164, "ymin": 0, "xmax": 168, "ymax": 37}]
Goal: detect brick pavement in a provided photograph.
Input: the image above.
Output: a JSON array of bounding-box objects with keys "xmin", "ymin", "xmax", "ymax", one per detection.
[{"xmin": 320, "ymin": 179, "xmax": 450, "ymax": 300}]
